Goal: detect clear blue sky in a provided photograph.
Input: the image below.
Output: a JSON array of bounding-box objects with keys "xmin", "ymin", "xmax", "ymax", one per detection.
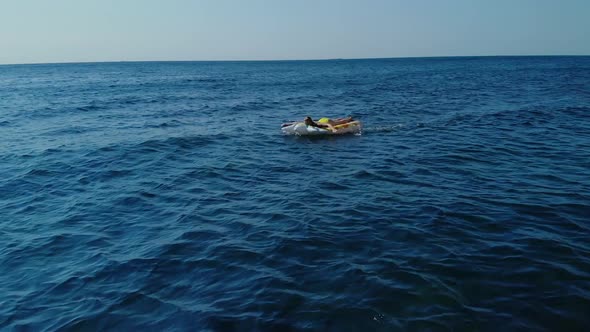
[{"xmin": 1, "ymin": 0, "xmax": 589, "ymax": 64}]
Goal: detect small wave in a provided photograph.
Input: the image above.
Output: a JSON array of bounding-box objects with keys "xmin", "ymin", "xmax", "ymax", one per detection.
[
  {"xmin": 138, "ymin": 135, "xmax": 220, "ymax": 151},
  {"xmin": 25, "ymin": 168, "xmax": 54, "ymax": 177},
  {"xmin": 77, "ymin": 105, "xmax": 102, "ymax": 112},
  {"xmin": 362, "ymin": 124, "xmax": 404, "ymax": 133}
]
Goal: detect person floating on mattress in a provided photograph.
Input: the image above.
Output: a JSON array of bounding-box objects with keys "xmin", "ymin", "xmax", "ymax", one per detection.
[{"xmin": 304, "ymin": 116, "xmax": 354, "ymax": 132}]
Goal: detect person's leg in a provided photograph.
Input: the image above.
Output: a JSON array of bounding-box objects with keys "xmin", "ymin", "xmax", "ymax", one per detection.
[{"xmin": 332, "ymin": 117, "xmax": 353, "ymax": 125}]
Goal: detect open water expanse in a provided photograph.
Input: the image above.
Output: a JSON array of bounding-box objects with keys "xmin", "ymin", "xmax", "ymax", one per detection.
[{"xmin": 1, "ymin": 56, "xmax": 589, "ymax": 331}]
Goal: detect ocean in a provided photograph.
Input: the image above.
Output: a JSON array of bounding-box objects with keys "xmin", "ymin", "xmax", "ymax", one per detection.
[{"xmin": 1, "ymin": 56, "xmax": 589, "ymax": 331}]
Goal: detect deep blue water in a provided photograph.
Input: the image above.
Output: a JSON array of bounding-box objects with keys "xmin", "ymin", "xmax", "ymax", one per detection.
[{"xmin": 1, "ymin": 56, "xmax": 589, "ymax": 331}]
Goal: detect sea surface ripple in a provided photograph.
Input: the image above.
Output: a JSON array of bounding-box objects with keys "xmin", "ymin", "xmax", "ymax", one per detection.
[{"xmin": 1, "ymin": 57, "xmax": 590, "ymax": 331}]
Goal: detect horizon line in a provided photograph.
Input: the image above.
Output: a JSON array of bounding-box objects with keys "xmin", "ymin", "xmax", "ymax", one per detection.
[{"xmin": 1, "ymin": 54, "xmax": 589, "ymax": 67}]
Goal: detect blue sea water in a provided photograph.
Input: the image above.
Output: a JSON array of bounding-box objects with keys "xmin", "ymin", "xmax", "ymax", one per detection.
[{"xmin": 1, "ymin": 56, "xmax": 589, "ymax": 331}]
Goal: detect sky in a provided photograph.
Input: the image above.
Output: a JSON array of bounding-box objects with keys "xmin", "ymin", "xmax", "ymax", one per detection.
[{"xmin": 0, "ymin": 0, "xmax": 589, "ymax": 64}]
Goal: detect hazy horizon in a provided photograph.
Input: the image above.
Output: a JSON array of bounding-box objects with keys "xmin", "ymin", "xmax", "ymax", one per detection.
[
  {"xmin": 2, "ymin": 54, "xmax": 590, "ymax": 67},
  {"xmin": 1, "ymin": 0, "xmax": 589, "ymax": 65}
]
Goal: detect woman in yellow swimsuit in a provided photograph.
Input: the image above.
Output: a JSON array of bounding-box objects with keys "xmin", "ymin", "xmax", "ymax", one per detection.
[
  {"xmin": 304, "ymin": 116, "xmax": 354, "ymax": 131},
  {"xmin": 317, "ymin": 116, "xmax": 354, "ymax": 126}
]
